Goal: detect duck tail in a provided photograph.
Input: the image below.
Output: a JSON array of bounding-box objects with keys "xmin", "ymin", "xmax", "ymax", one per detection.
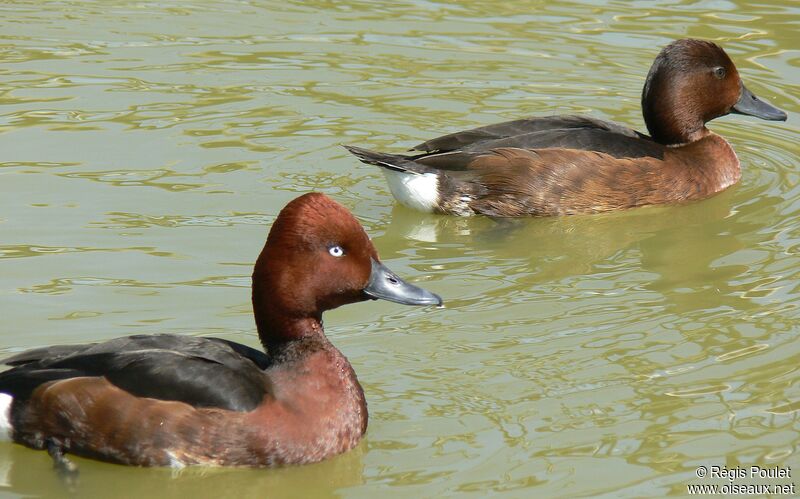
[{"xmin": 342, "ymin": 145, "xmax": 426, "ymax": 175}]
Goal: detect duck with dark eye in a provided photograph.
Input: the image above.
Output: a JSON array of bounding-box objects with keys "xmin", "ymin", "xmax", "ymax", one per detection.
[
  {"xmin": 0, "ymin": 193, "xmax": 442, "ymax": 472},
  {"xmin": 344, "ymin": 38, "xmax": 788, "ymax": 217}
]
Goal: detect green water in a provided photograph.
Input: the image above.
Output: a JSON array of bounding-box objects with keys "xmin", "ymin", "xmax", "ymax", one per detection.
[{"xmin": 1, "ymin": 1, "xmax": 798, "ymax": 497}]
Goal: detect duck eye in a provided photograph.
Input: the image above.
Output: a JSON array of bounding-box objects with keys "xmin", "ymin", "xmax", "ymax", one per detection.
[
  {"xmin": 328, "ymin": 245, "xmax": 345, "ymax": 258},
  {"xmin": 713, "ymin": 67, "xmax": 726, "ymax": 79}
]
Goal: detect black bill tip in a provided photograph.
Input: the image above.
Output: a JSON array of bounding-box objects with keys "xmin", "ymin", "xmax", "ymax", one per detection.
[{"xmin": 364, "ymin": 259, "xmax": 443, "ymax": 307}]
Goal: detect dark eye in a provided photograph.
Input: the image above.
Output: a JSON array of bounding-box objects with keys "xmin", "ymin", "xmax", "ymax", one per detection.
[
  {"xmin": 713, "ymin": 67, "xmax": 726, "ymax": 79},
  {"xmin": 328, "ymin": 245, "xmax": 345, "ymax": 257}
]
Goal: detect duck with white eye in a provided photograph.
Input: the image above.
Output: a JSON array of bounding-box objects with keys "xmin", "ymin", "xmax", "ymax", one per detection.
[
  {"xmin": 0, "ymin": 193, "xmax": 443, "ymax": 471},
  {"xmin": 327, "ymin": 243, "xmax": 437, "ymax": 306}
]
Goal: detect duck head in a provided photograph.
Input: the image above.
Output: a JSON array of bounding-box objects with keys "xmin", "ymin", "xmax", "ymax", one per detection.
[
  {"xmin": 252, "ymin": 193, "xmax": 442, "ymax": 346},
  {"xmin": 641, "ymin": 39, "xmax": 787, "ymax": 145}
]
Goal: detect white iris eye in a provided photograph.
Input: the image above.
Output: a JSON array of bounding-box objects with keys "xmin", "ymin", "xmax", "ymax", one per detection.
[{"xmin": 328, "ymin": 245, "xmax": 345, "ymax": 257}]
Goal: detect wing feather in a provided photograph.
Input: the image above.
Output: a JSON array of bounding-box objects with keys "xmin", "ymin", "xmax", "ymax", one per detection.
[{"xmin": 0, "ymin": 334, "xmax": 271, "ymax": 412}]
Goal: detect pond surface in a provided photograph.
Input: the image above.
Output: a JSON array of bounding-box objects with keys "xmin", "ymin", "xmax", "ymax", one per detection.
[{"xmin": 0, "ymin": 0, "xmax": 798, "ymax": 497}]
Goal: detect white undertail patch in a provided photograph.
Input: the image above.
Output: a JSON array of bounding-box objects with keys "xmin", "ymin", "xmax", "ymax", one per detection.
[
  {"xmin": 166, "ymin": 450, "xmax": 187, "ymax": 469},
  {"xmin": 381, "ymin": 170, "xmax": 440, "ymax": 213},
  {"xmin": 0, "ymin": 394, "xmax": 13, "ymax": 441}
]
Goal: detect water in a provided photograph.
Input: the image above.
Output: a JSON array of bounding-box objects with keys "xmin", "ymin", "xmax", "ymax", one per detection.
[{"xmin": 1, "ymin": 0, "xmax": 798, "ymax": 497}]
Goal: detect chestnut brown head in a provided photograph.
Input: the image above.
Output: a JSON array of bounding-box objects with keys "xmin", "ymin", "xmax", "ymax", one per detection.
[
  {"xmin": 252, "ymin": 193, "xmax": 441, "ymax": 345},
  {"xmin": 642, "ymin": 39, "xmax": 786, "ymax": 145}
]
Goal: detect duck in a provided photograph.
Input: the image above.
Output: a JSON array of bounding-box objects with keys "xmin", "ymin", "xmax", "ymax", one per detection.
[
  {"xmin": 344, "ymin": 39, "xmax": 787, "ymax": 217},
  {"xmin": 0, "ymin": 193, "xmax": 442, "ymax": 471}
]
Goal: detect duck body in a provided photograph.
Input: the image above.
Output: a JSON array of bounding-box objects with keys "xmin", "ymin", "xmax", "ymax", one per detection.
[
  {"xmin": 346, "ymin": 39, "xmax": 787, "ymax": 217},
  {"xmin": 0, "ymin": 193, "xmax": 442, "ymax": 468},
  {"xmin": 3, "ymin": 335, "xmax": 365, "ymax": 467}
]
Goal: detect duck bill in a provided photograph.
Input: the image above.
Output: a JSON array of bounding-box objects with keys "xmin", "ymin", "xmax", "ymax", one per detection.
[
  {"xmin": 732, "ymin": 83, "xmax": 787, "ymax": 121},
  {"xmin": 364, "ymin": 258, "xmax": 443, "ymax": 307}
]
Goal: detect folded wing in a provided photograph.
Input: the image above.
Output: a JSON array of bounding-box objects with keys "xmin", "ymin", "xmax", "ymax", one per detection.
[{"xmin": 0, "ymin": 334, "xmax": 272, "ymax": 412}]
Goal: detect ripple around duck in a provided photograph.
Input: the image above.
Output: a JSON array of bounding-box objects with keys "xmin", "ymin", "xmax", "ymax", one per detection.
[
  {"xmin": 93, "ymin": 212, "xmax": 272, "ymax": 229},
  {"xmin": 57, "ymin": 172, "xmax": 203, "ymax": 192},
  {"xmin": 0, "ymin": 245, "xmax": 170, "ymax": 260}
]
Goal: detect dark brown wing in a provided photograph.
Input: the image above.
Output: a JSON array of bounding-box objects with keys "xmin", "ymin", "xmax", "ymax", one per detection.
[
  {"xmin": 411, "ymin": 114, "xmax": 659, "ymax": 153},
  {"xmin": 0, "ymin": 334, "xmax": 272, "ymax": 412},
  {"xmin": 406, "ymin": 115, "xmax": 664, "ymax": 171},
  {"xmin": 346, "ymin": 115, "xmax": 664, "ymax": 175},
  {"xmin": 414, "ymin": 127, "xmax": 665, "ymax": 170}
]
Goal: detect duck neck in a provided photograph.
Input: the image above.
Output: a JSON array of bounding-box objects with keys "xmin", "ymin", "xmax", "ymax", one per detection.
[
  {"xmin": 252, "ymin": 301, "xmax": 325, "ymax": 353},
  {"xmin": 642, "ymin": 67, "xmax": 710, "ymax": 146},
  {"xmin": 642, "ymin": 92, "xmax": 707, "ymax": 146},
  {"xmin": 265, "ymin": 332, "xmax": 336, "ymax": 366},
  {"xmin": 251, "ymin": 250, "xmax": 330, "ymax": 352},
  {"xmin": 644, "ymin": 111, "xmax": 708, "ymax": 146}
]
